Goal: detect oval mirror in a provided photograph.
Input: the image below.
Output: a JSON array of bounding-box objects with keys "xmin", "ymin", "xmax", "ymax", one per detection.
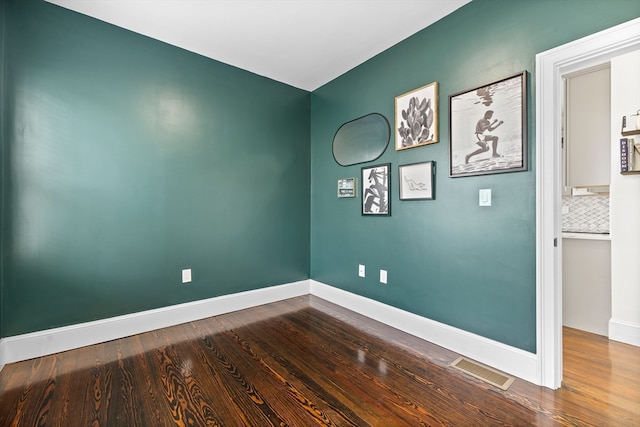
[{"xmin": 332, "ymin": 113, "xmax": 390, "ymax": 166}]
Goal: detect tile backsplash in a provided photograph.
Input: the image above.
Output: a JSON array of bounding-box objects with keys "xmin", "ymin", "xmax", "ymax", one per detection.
[{"xmin": 562, "ymin": 194, "xmax": 610, "ymax": 234}]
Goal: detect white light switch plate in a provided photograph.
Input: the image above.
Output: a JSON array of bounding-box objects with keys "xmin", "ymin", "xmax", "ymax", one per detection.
[
  {"xmin": 358, "ymin": 264, "xmax": 365, "ymax": 277},
  {"xmin": 479, "ymin": 189, "xmax": 491, "ymax": 206}
]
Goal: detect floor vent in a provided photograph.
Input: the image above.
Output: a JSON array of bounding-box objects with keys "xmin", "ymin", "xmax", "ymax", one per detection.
[{"xmin": 450, "ymin": 357, "xmax": 515, "ymax": 391}]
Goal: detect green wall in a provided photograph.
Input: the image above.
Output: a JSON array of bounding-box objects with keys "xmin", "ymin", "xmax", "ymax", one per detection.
[
  {"xmin": 310, "ymin": 0, "xmax": 639, "ymax": 353},
  {"xmin": 0, "ymin": 0, "xmax": 5, "ymax": 339},
  {"xmin": 1, "ymin": 0, "xmax": 638, "ymax": 353},
  {"xmin": 0, "ymin": 0, "xmax": 310, "ymax": 336}
]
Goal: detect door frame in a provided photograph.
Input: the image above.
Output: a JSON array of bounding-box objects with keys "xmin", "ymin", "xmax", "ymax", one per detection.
[{"xmin": 535, "ymin": 18, "xmax": 640, "ymax": 389}]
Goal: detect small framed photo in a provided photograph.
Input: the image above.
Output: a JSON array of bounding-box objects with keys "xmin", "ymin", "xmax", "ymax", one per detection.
[
  {"xmin": 399, "ymin": 161, "xmax": 435, "ymax": 200},
  {"xmin": 395, "ymin": 82, "xmax": 438, "ymax": 150},
  {"xmin": 362, "ymin": 163, "xmax": 391, "ymax": 216},
  {"xmin": 337, "ymin": 177, "xmax": 357, "ymax": 198},
  {"xmin": 449, "ymin": 71, "xmax": 527, "ymax": 177}
]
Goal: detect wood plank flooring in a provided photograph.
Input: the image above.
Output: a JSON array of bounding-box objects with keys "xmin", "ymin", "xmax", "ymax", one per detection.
[{"xmin": 0, "ymin": 295, "xmax": 638, "ymax": 426}]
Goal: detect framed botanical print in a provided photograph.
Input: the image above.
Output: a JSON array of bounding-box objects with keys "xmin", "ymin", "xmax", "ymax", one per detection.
[
  {"xmin": 395, "ymin": 82, "xmax": 438, "ymax": 150},
  {"xmin": 361, "ymin": 163, "xmax": 391, "ymax": 216}
]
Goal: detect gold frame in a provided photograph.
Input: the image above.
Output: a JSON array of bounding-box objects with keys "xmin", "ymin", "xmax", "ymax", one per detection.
[{"xmin": 395, "ymin": 81, "xmax": 439, "ymax": 151}]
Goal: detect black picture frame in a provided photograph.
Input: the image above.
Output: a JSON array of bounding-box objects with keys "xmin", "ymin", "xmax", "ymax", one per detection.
[
  {"xmin": 337, "ymin": 177, "xmax": 357, "ymax": 198},
  {"xmin": 449, "ymin": 71, "xmax": 527, "ymax": 177},
  {"xmin": 399, "ymin": 161, "xmax": 435, "ymax": 200},
  {"xmin": 361, "ymin": 163, "xmax": 391, "ymax": 216}
]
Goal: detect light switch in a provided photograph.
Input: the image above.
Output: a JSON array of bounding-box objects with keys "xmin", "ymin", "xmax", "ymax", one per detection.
[{"xmin": 479, "ymin": 189, "xmax": 491, "ymax": 206}]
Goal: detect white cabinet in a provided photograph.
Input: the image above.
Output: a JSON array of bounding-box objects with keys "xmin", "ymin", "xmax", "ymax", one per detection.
[
  {"xmin": 564, "ymin": 65, "xmax": 611, "ymax": 188},
  {"xmin": 562, "ymin": 238, "xmax": 611, "ymax": 336}
]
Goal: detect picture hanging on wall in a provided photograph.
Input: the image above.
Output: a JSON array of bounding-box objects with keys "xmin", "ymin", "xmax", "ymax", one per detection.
[
  {"xmin": 361, "ymin": 163, "xmax": 391, "ymax": 216},
  {"xmin": 449, "ymin": 71, "xmax": 527, "ymax": 177},
  {"xmin": 395, "ymin": 82, "xmax": 438, "ymax": 150},
  {"xmin": 399, "ymin": 161, "xmax": 435, "ymax": 200},
  {"xmin": 337, "ymin": 177, "xmax": 357, "ymax": 198}
]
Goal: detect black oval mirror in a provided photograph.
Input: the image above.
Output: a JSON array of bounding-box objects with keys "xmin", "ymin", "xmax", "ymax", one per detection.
[{"xmin": 332, "ymin": 113, "xmax": 390, "ymax": 166}]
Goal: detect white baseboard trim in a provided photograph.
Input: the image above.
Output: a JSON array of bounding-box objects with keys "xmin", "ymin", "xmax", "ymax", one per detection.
[
  {"xmin": 0, "ymin": 280, "xmax": 310, "ymax": 371},
  {"xmin": 310, "ymin": 280, "xmax": 539, "ymax": 384},
  {"xmin": 0, "ymin": 279, "xmax": 540, "ymax": 385},
  {"xmin": 0, "ymin": 339, "xmax": 5, "ymax": 373},
  {"xmin": 609, "ymin": 318, "xmax": 640, "ymax": 346}
]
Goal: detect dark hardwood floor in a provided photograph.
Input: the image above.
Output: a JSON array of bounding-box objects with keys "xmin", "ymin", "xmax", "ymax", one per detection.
[{"xmin": 0, "ymin": 295, "xmax": 638, "ymax": 426}]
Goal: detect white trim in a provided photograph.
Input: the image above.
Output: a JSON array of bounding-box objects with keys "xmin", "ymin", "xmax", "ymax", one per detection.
[
  {"xmin": 310, "ymin": 281, "xmax": 539, "ymax": 384},
  {"xmin": 536, "ymin": 18, "xmax": 640, "ymax": 389},
  {"xmin": 609, "ymin": 319, "xmax": 640, "ymax": 347},
  {"xmin": 1, "ymin": 279, "xmax": 541, "ymax": 384},
  {"xmin": 0, "ymin": 339, "xmax": 6, "ymax": 372},
  {"xmin": 0, "ymin": 280, "xmax": 310, "ymax": 371}
]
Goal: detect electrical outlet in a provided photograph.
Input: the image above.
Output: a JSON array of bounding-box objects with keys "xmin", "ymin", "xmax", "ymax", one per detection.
[
  {"xmin": 358, "ymin": 264, "xmax": 365, "ymax": 278},
  {"xmin": 182, "ymin": 269, "xmax": 192, "ymax": 283},
  {"xmin": 380, "ymin": 269, "xmax": 387, "ymax": 284}
]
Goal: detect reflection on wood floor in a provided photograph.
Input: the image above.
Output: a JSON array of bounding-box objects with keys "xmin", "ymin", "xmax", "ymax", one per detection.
[{"xmin": 0, "ymin": 295, "xmax": 638, "ymax": 426}]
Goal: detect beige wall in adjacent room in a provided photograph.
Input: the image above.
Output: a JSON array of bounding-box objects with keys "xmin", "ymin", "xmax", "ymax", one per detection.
[{"xmin": 610, "ymin": 50, "xmax": 640, "ymax": 344}]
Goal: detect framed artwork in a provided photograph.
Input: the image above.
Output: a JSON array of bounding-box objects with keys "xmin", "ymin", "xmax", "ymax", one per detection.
[
  {"xmin": 361, "ymin": 163, "xmax": 391, "ymax": 216},
  {"xmin": 399, "ymin": 161, "xmax": 435, "ymax": 200},
  {"xmin": 449, "ymin": 71, "xmax": 527, "ymax": 177},
  {"xmin": 395, "ymin": 82, "xmax": 438, "ymax": 150},
  {"xmin": 337, "ymin": 177, "xmax": 357, "ymax": 198}
]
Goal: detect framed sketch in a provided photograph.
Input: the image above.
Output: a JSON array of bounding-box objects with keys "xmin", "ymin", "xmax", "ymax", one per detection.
[
  {"xmin": 361, "ymin": 163, "xmax": 391, "ymax": 216},
  {"xmin": 395, "ymin": 82, "xmax": 438, "ymax": 150},
  {"xmin": 337, "ymin": 177, "xmax": 357, "ymax": 198},
  {"xmin": 449, "ymin": 72, "xmax": 527, "ymax": 177},
  {"xmin": 399, "ymin": 161, "xmax": 435, "ymax": 200}
]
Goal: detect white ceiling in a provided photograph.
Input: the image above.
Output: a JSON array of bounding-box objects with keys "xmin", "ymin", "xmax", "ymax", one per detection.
[{"xmin": 45, "ymin": 0, "xmax": 472, "ymax": 91}]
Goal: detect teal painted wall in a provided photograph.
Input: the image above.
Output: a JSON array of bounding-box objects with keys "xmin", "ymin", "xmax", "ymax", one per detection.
[
  {"xmin": 0, "ymin": 0, "xmax": 310, "ymax": 336},
  {"xmin": 0, "ymin": 0, "xmax": 5, "ymax": 339},
  {"xmin": 310, "ymin": 0, "xmax": 640, "ymax": 353},
  {"xmin": 1, "ymin": 0, "xmax": 638, "ymax": 351}
]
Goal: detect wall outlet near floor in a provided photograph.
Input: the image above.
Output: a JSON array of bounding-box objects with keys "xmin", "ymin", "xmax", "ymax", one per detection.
[
  {"xmin": 358, "ymin": 264, "xmax": 365, "ymax": 278},
  {"xmin": 182, "ymin": 269, "xmax": 192, "ymax": 283},
  {"xmin": 380, "ymin": 269, "xmax": 387, "ymax": 284}
]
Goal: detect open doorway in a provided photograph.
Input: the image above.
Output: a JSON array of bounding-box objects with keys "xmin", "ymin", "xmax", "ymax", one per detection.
[
  {"xmin": 535, "ymin": 18, "xmax": 640, "ymax": 389},
  {"xmin": 561, "ymin": 64, "xmax": 612, "ymax": 337}
]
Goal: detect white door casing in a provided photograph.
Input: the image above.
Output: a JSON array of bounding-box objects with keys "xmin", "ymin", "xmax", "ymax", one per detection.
[{"xmin": 535, "ymin": 18, "xmax": 640, "ymax": 389}]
